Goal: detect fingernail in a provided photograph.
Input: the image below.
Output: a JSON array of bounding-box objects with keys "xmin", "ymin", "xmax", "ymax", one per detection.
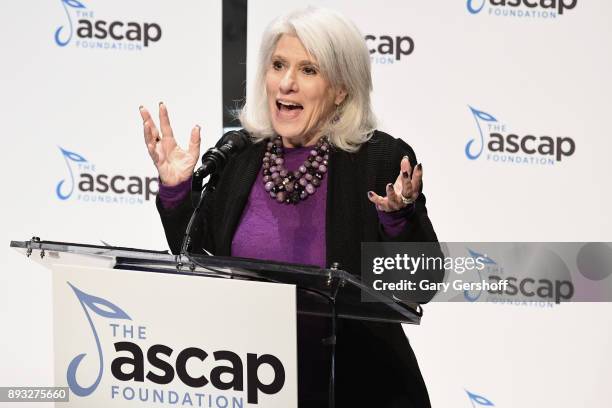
[
  {"xmin": 367, "ymin": 191, "xmax": 374, "ymax": 198},
  {"xmin": 386, "ymin": 183, "xmax": 393, "ymax": 190},
  {"xmin": 138, "ymin": 105, "xmax": 143, "ymax": 110},
  {"xmin": 195, "ymin": 124, "xmax": 201, "ymax": 129},
  {"xmin": 403, "ymin": 155, "xmax": 409, "ymax": 161},
  {"xmin": 417, "ymin": 163, "xmax": 422, "ymax": 171},
  {"xmin": 159, "ymin": 101, "xmax": 164, "ymax": 106},
  {"xmin": 402, "ymin": 171, "xmax": 409, "ymax": 178}
]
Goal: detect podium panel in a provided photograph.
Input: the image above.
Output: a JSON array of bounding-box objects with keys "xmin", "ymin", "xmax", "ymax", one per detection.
[{"xmin": 52, "ymin": 264, "xmax": 297, "ymax": 408}]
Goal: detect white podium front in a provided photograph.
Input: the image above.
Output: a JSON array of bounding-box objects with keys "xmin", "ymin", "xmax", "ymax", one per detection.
[{"xmin": 51, "ymin": 264, "xmax": 296, "ymax": 408}]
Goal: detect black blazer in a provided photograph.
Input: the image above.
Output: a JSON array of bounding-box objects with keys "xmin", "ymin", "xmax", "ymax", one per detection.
[{"xmin": 157, "ymin": 130, "xmax": 438, "ymax": 407}]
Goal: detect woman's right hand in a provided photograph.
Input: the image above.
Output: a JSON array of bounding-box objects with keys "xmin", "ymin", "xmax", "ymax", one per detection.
[{"xmin": 139, "ymin": 102, "xmax": 201, "ymax": 187}]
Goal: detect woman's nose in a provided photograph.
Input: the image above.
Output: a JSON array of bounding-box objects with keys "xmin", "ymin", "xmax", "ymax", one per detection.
[{"xmin": 279, "ymin": 69, "xmax": 298, "ymax": 93}]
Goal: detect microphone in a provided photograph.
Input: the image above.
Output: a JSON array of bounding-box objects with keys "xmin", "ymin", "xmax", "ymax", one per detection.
[
  {"xmin": 182, "ymin": 129, "xmax": 251, "ymax": 255},
  {"xmin": 194, "ymin": 129, "xmax": 251, "ymax": 179}
]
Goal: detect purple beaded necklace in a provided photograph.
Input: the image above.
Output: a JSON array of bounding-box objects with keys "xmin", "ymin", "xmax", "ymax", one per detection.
[{"xmin": 262, "ymin": 136, "xmax": 330, "ymax": 204}]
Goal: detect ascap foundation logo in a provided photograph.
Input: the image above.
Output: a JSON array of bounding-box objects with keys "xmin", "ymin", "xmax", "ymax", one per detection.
[
  {"xmin": 66, "ymin": 283, "xmax": 287, "ymax": 405},
  {"xmin": 54, "ymin": 0, "xmax": 162, "ymax": 51},
  {"xmin": 365, "ymin": 34, "xmax": 414, "ymax": 64},
  {"xmin": 467, "ymin": 0, "xmax": 577, "ymax": 19},
  {"xmin": 55, "ymin": 146, "xmax": 158, "ymax": 204},
  {"xmin": 465, "ymin": 106, "xmax": 576, "ymax": 165}
]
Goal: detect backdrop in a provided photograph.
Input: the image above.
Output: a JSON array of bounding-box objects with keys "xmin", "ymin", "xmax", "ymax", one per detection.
[
  {"xmin": 247, "ymin": 2, "xmax": 612, "ymax": 406},
  {"xmin": 1, "ymin": 0, "xmax": 610, "ymax": 407},
  {"xmin": 0, "ymin": 0, "xmax": 222, "ymax": 402}
]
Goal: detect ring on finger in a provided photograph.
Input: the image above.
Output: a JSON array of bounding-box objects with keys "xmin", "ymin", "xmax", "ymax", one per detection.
[{"xmin": 400, "ymin": 194, "xmax": 414, "ymax": 205}]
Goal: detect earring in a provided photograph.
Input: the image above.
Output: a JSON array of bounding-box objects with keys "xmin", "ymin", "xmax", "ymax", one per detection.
[{"xmin": 331, "ymin": 104, "xmax": 340, "ymax": 124}]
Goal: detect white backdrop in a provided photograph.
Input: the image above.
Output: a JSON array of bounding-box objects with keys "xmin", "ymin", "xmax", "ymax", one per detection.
[
  {"xmin": 1, "ymin": 0, "xmax": 611, "ymax": 407},
  {"xmin": 246, "ymin": 1, "xmax": 612, "ymax": 407},
  {"xmin": 0, "ymin": 0, "xmax": 222, "ymax": 404}
]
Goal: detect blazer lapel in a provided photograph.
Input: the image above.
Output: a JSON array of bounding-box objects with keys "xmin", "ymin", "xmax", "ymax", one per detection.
[{"xmin": 326, "ymin": 145, "xmax": 374, "ymax": 273}]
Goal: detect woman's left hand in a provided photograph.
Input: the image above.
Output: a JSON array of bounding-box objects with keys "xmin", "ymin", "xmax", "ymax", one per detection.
[{"xmin": 368, "ymin": 156, "xmax": 422, "ymax": 212}]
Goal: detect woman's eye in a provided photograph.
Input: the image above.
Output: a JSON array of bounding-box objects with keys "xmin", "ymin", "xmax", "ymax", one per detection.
[
  {"xmin": 302, "ymin": 66, "xmax": 317, "ymax": 75},
  {"xmin": 272, "ymin": 61, "xmax": 283, "ymax": 70}
]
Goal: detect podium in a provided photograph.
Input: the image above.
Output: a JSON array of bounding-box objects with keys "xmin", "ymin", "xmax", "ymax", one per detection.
[{"xmin": 10, "ymin": 238, "xmax": 421, "ymax": 408}]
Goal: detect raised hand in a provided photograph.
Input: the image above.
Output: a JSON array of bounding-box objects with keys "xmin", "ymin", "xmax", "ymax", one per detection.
[
  {"xmin": 368, "ymin": 156, "xmax": 422, "ymax": 212},
  {"xmin": 139, "ymin": 102, "xmax": 201, "ymax": 187}
]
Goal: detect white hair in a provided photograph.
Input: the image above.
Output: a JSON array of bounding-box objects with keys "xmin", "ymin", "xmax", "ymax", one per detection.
[{"xmin": 239, "ymin": 7, "xmax": 377, "ymax": 152}]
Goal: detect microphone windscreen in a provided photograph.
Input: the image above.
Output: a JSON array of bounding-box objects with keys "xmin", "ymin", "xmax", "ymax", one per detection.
[{"xmin": 215, "ymin": 129, "xmax": 252, "ymax": 150}]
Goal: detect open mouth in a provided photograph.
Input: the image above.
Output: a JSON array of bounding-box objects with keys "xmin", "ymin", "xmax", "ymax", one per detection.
[{"xmin": 276, "ymin": 100, "xmax": 303, "ymax": 112}]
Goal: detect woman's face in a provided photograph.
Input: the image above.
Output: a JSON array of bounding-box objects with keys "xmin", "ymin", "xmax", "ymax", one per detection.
[{"xmin": 265, "ymin": 34, "xmax": 346, "ymax": 147}]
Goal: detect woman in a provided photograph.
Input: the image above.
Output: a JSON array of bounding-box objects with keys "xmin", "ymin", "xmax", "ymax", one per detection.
[{"xmin": 140, "ymin": 7, "xmax": 437, "ymax": 407}]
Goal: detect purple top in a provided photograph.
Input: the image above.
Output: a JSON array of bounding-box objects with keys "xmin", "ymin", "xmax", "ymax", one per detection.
[
  {"xmin": 158, "ymin": 146, "xmax": 411, "ymax": 267},
  {"xmin": 158, "ymin": 179, "xmax": 192, "ymax": 209},
  {"xmin": 232, "ymin": 146, "xmax": 329, "ymax": 267}
]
